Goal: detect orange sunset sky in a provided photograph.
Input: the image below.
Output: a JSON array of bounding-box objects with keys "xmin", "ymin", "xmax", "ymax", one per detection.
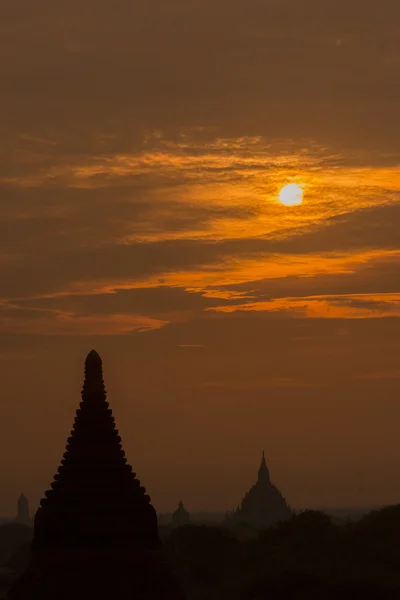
[{"xmin": 0, "ymin": 0, "xmax": 400, "ymax": 516}]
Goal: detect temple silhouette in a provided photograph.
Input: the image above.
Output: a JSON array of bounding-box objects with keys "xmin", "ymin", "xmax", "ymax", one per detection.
[
  {"xmin": 227, "ymin": 451, "xmax": 292, "ymax": 529},
  {"xmin": 8, "ymin": 350, "xmax": 185, "ymax": 600},
  {"xmin": 16, "ymin": 494, "xmax": 30, "ymax": 527},
  {"xmin": 171, "ymin": 502, "xmax": 190, "ymax": 527}
]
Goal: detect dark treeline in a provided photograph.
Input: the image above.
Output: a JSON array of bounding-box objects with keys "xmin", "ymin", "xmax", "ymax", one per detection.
[{"xmin": 2, "ymin": 505, "xmax": 400, "ymax": 599}]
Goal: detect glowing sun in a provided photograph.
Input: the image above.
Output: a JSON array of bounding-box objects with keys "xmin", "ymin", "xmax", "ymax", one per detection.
[{"xmin": 279, "ymin": 183, "xmax": 303, "ymax": 206}]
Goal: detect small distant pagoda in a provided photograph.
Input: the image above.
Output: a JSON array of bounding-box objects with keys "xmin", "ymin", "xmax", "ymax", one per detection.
[
  {"xmin": 8, "ymin": 350, "xmax": 185, "ymax": 600},
  {"xmin": 228, "ymin": 451, "xmax": 292, "ymax": 529},
  {"xmin": 16, "ymin": 494, "xmax": 30, "ymax": 527},
  {"xmin": 171, "ymin": 502, "xmax": 190, "ymax": 527}
]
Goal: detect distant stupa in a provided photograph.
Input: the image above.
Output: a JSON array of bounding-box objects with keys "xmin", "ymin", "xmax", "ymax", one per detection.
[
  {"xmin": 228, "ymin": 451, "xmax": 292, "ymax": 529},
  {"xmin": 8, "ymin": 350, "xmax": 185, "ymax": 600},
  {"xmin": 171, "ymin": 502, "xmax": 190, "ymax": 527},
  {"xmin": 16, "ymin": 494, "xmax": 30, "ymax": 527}
]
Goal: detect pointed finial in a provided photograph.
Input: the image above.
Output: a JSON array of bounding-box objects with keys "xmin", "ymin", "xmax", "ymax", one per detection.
[
  {"xmin": 85, "ymin": 349, "xmax": 102, "ymax": 365},
  {"xmin": 82, "ymin": 350, "xmax": 106, "ymax": 396},
  {"xmin": 258, "ymin": 449, "xmax": 270, "ymax": 483},
  {"xmin": 261, "ymin": 450, "xmax": 266, "ymax": 467}
]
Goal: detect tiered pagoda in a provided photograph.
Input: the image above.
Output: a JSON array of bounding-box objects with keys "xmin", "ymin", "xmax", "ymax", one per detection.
[
  {"xmin": 228, "ymin": 451, "xmax": 292, "ymax": 529},
  {"xmin": 171, "ymin": 502, "xmax": 190, "ymax": 527},
  {"xmin": 8, "ymin": 350, "xmax": 185, "ymax": 600}
]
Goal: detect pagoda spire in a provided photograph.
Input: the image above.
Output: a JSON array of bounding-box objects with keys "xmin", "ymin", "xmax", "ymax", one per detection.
[
  {"xmin": 258, "ymin": 449, "xmax": 270, "ymax": 483},
  {"xmin": 33, "ymin": 349, "xmax": 157, "ymax": 551},
  {"xmin": 82, "ymin": 349, "xmax": 106, "ymax": 396},
  {"xmin": 16, "ymin": 493, "xmax": 30, "ymax": 526},
  {"xmin": 8, "ymin": 350, "xmax": 185, "ymax": 599}
]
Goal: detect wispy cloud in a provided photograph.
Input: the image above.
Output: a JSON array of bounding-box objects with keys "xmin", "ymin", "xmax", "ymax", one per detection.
[
  {"xmin": 209, "ymin": 293, "xmax": 400, "ymax": 319},
  {"xmin": 202, "ymin": 377, "xmax": 326, "ymax": 390},
  {"xmin": 353, "ymin": 370, "xmax": 400, "ymax": 381},
  {"xmin": 0, "ymin": 310, "xmax": 165, "ymax": 335}
]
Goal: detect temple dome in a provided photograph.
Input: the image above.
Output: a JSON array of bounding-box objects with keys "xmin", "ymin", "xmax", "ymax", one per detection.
[
  {"xmin": 230, "ymin": 451, "xmax": 292, "ymax": 529},
  {"xmin": 171, "ymin": 502, "xmax": 190, "ymax": 527}
]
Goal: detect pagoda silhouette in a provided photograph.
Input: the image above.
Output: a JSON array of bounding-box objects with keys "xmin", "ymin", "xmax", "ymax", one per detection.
[
  {"xmin": 16, "ymin": 494, "xmax": 30, "ymax": 527},
  {"xmin": 227, "ymin": 451, "xmax": 292, "ymax": 529},
  {"xmin": 8, "ymin": 350, "xmax": 185, "ymax": 600},
  {"xmin": 171, "ymin": 502, "xmax": 190, "ymax": 527}
]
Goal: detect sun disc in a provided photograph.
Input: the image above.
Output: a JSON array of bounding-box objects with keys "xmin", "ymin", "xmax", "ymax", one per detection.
[{"xmin": 279, "ymin": 183, "xmax": 303, "ymax": 206}]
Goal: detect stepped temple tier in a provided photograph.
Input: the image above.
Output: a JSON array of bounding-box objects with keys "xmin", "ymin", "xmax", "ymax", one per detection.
[
  {"xmin": 227, "ymin": 451, "xmax": 292, "ymax": 529},
  {"xmin": 8, "ymin": 349, "xmax": 185, "ymax": 600}
]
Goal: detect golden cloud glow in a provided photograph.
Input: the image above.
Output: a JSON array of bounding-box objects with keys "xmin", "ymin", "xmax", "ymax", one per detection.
[
  {"xmin": 3, "ymin": 135, "xmax": 400, "ymax": 245},
  {"xmin": 19, "ymin": 249, "xmax": 398, "ymax": 302},
  {"xmin": 108, "ymin": 250, "xmax": 399, "ymax": 291},
  {"xmin": 1, "ymin": 133, "xmax": 400, "ymax": 332},
  {"xmin": 209, "ymin": 293, "xmax": 400, "ymax": 319}
]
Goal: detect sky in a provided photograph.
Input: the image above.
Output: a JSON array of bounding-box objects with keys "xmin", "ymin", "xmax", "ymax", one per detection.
[{"xmin": 0, "ymin": 0, "xmax": 400, "ymax": 516}]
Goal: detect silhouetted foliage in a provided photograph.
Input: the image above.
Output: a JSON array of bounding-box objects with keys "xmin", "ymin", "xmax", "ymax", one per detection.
[
  {"xmin": 162, "ymin": 507, "xmax": 400, "ymax": 599},
  {"xmin": 0, "ymin": 525, "xmax": 32, "ymax": 550},
  {"xmin": 165, "ymin": 525, "xmax": 241, "ymax": 588},
  {"xmin": 344, "ymin": 504, "xmax": 400, "ymax": 570},
  {"xmin": 3, "ymin": 544, "xmax": 31, "ymax": 575},
  {"xmin": 0, "ymin": 525, "xmax": 32, "ymax": 566}
]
